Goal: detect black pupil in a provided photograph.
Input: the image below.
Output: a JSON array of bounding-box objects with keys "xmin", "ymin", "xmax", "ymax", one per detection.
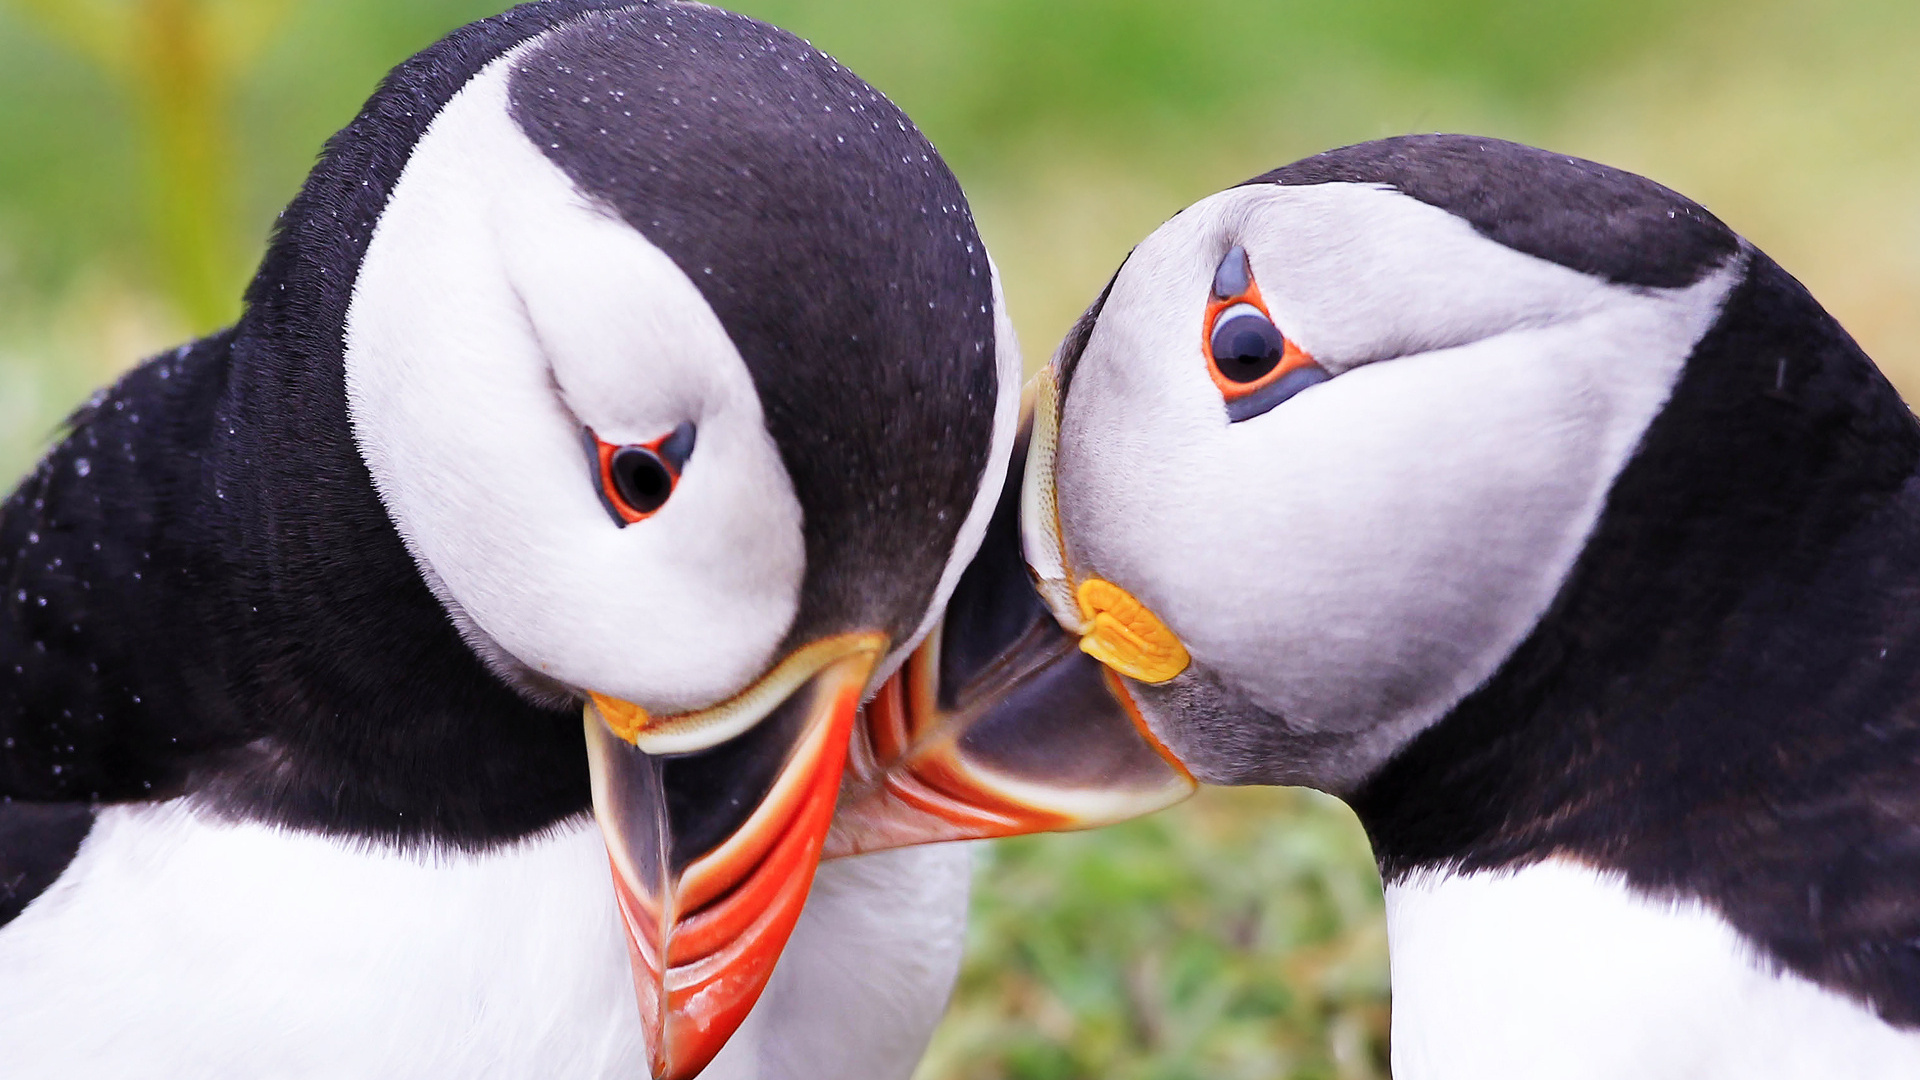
[
  {"xmin": 1210, "ymin": 313, "xmax": 1284, "ymax": 384},
  {"xmin": 611, "ymin": 447, "xmax": 674, "ymax": 514}
]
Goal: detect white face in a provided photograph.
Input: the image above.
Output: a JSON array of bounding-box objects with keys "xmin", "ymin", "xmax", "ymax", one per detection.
[
  {"xmin": 344, "ymin": 53, "xmax": 805, "ymax": 715},
  {"xmin": 1048, "ymin": 182, "xmax": 1742, "ymax": 788}
]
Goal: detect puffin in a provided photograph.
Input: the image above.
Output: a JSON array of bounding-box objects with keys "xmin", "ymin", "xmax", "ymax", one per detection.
[
  {"xmin": 0, "ymin": 3, "xmax": 1031, "ymax": 1077},
  {"xmin": 873, "ymin": 135, "xmax": 1920, "ymax": 1078}
]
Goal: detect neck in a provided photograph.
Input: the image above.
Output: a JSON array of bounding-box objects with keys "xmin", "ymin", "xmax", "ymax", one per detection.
[{"xmin": 1353, "ymin": 252, "xmax": 1920, "ymax": 1022}]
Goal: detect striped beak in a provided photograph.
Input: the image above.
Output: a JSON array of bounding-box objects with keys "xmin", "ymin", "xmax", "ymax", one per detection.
[
  {"xmin": 583, "ymin": 633, "xmax": 886, "ymax": 1080},
  {"xmin": 826, "ymin": 395, "xmax": 1197, "ymax": 859},
  {"xmin": 584, "ymin": 384, "xmax": 1194, "ymax": 1079}
]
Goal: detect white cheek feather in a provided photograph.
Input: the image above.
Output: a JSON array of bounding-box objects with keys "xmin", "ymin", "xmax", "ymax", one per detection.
[
  {"xmin": 1386, "ymin": 862, "xmax": 1920, "ymax": 1080},
  {"xmin": 1214, "ymin": 183, "xmax": 1620, "ymax": 371},
  {"xmin": 0, "ymin": 804, "xmax": 969, "ymax": 1080},
  {"xmin": 344, "ymin": 51, "xmax": 804, "ymax": 714},
  {"xmin": 1058, "ymin": 183, "xmax": 1742, "ymax": 754}
]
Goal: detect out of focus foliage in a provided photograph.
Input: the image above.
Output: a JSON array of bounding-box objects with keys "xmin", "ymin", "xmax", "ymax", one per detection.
[
  {"xmin": 2, "ymin": 0, "xmax": 1918, "ymax": 472},
  {"xmin": 0, "ymin": 2, "xmax": 1914, "ymax": 1077},
  {"xmin": 927, "ymin": 790, "xmax": 1388, "ymax": 1080}
]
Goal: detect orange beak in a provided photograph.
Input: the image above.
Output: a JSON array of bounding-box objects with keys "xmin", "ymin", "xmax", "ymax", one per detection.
[
  {"xmin": 825, "ymin": 411, "xmax": 1197, "ymax": 860},
  {"xmin": 584, "ymin": 636, "xmax": 884, "ymax": 1080},
  {"xmin": 827, "ymin": 619, "xmax": 1196, "ymax": 858},
  {"xmin": 581, "ymin": 385, "xmax": 1196, "ymax": 1078}
]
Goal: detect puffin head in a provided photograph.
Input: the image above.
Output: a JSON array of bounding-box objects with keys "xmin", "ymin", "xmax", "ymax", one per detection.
[
  {"xmin": 846, "ymin": 136, "xmax": 1794, "ymax": 847},
  {"xmin": 1018, "ymin": 135, "xmax": 1750, "ymax": 793},
  {"xmin": 292, "ymin": 4, "xmax": 1019, "ymax": 1075}
]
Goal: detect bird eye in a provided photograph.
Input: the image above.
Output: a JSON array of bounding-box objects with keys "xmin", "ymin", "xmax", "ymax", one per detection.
[
  {"xmin": 1203, "ymin": 245, "xmax": 1330, "ymax": 423},
  {"xmin": 611, "ymin": 447, "xmax": 672, "ymax": 513},
  {"xmin": 1209, "ymin": 303, "xmax": 1284, "ymax": 384},
  {"xmin": 585, "ymin": 422, "xmax": 696, "ymax": 526}
]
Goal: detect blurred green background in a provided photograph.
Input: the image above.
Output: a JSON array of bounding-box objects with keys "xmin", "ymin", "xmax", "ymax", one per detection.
[{"xmin": 0, "ymin": 1, "xmax": 1913, "ymax": 1077}]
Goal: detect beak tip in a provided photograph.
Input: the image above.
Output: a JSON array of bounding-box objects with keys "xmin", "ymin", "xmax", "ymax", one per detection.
[{"xmin": 589, "ymin": 645, "xmax": 885, "ymax": 1080}]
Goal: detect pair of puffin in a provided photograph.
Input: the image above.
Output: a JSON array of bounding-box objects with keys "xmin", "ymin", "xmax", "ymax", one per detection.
[{"xmin": 6, "ymin": 2, "xmax": 1916, "ymax": 1079}]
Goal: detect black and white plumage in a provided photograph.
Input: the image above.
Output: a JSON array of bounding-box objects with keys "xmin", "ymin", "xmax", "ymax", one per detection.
[
  {"xmin": 0, "ymin": 3, "xmax": 1017, "ymax": 1077},
  {"xmin": 971, "ymin": 134, "xmax": 1920, "ymax": 1076}
]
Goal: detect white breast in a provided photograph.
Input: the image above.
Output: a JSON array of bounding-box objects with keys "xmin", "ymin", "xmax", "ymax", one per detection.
[
  {"xmin": 0, "ymin": 801, "xmax": 969, "ymax": 1080},
  {"xmin": 1385, "ymin": 860, "xmax": 1920, "ymax": 1080}
]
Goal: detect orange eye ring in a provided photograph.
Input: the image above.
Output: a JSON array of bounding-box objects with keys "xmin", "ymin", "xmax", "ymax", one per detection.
[
  {"xmin": 586, "ymin": 422, "xmax": 696, "ymax": 526},
  {"xmin": 1203, "ymin": 247, "xmax": 1329, "ymax": 423},
  {"xmin": 1203, "ymin": 271, "xmax": 1313, "ymax": 400}
]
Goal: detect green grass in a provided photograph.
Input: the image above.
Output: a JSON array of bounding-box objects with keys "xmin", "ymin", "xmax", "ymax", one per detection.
[
  {"xmin": 1, "ymin": 2, "xmax": 1916, "ymax": 1076},
  {"xmin": 921, "ymin": 789, "xmax": 1388, "ymax": 1080}
]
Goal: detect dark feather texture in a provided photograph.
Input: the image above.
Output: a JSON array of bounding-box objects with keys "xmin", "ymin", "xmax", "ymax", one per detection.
[
  {"xmin": 1354, "ymin": 250, "xmax": 1920, "ymax": 1025},
  {"xmin": 0, "ymin": 6, "xmax": 642, "ymax": 896},
  {"xmin": 1250, "ymin": 134, "xmax": 1739, "ymax": 288}
]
